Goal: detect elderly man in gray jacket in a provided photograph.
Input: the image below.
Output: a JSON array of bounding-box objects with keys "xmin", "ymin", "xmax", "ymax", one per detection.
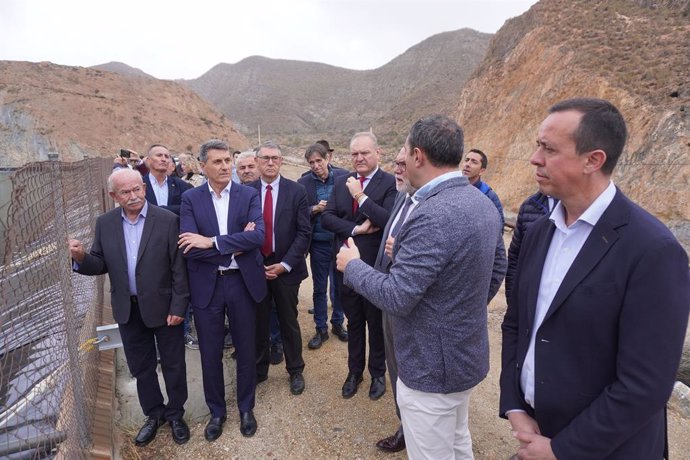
[{"xmin": 337, "ymin": 115, "xmax": 506, "ymax": 459}]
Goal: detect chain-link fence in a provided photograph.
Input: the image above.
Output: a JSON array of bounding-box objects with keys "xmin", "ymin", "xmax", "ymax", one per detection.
[{"xmin": 1, "ymin": 158, "xmax": 114, "ymax": 458}]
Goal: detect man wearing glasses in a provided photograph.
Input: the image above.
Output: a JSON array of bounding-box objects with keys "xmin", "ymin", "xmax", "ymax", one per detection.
[
  {"xmin": 322, "ymin": 132, "xmax": 396, "ymax": 400},
  {"xmin": 249, "ymin": 141, "xmax": 311, "ymax": 396}
]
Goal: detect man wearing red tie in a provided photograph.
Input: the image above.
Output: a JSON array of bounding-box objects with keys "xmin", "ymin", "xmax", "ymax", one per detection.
[
  {"xmin": 249, "ymin": 141, "xmax": 311, "ymax": 395},
  {"xmin": 322, "ymin": 132, "xmax": 396, "ymax": 400}
]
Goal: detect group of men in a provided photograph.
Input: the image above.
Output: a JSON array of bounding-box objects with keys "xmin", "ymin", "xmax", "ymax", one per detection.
[{"xmin": 71, "ymin": 97, "xmax": 689, "ymax": 459}]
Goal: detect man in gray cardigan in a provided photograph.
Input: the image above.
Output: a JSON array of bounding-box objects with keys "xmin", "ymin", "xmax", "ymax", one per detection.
[{"xmin": 337, "ymin": 115, "xmax": 506, "ymax": 459}]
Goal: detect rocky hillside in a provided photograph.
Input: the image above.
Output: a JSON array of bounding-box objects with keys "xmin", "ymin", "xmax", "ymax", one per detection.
[
  {"xmin": 183, "ymin": 28, "xmax": 491, "ymax": 149},
  {"xmin": 455, "ymin": 0, "xmax": 690, "ymax": 249},
  {"xmin": 0, "ymin": 61, "xmax": 248, "ymax": 166}
]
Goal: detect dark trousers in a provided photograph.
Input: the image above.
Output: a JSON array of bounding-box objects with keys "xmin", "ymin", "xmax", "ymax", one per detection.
[
  {"xmin": 382, "ymin": 311, "xmax": 401, "ymax": 420},
  {"xmin": 256, "ymin": 256, "xmax": 305, "ymax": 379},
  {"xmin": 119, "ymin": 299, "xmax": 187, "ymax": 421},
  {"xmin": 269, "ymin": 301, "xmax": 282, "ymax": 345},
  {"xmin": 309, "ymin": 239, "xmax": 345, "ymax": 330},
  {"xmin": 194, "ymin": 272, "xmax": 256, "ymax": 416},
  {"xmin": 337, "ymin": 272, "xmax": 386, "ymax": 378}
]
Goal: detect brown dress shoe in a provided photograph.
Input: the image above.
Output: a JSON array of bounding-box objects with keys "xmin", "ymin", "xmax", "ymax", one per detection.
[{"xmin": 376, "ymin": 426, "xmax": 405, "ymax": 452}]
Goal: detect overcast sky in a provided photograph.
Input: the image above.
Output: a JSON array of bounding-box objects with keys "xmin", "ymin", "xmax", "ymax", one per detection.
[{"xmin": 1, "ymin": 0, "xmax": 538, "ymax": 80}]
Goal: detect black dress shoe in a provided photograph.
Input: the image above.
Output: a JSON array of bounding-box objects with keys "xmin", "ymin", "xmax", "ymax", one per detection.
[
  {"xmin": 239, "ymin": 411, "xmax": 257, "ymax": 437},
  {"xmin": 307, "ymin": 329, "xmax": 329, "ymax": 349},
  {"xmin": 204, "ymin": 415, "xmax": 226, "ymax": 442},
  {"xmin": 331, "ymin": 324, "xmax": 349, "ymax": 342},
  {"xmin": 342, "ymin": 372, "xmax": 363, "ymax": 399},
  {"xmin": 369, "ymin": 376, "xmax": 386, "ymax": 400},
  {"xmin": 376, "ymin": 426, "xmax": 405, "ymax": 452},
  {"xmin": 169, "ymin": 419, "xmax": 190, "ymax": 445},
  {"xmin": 289, "ymin": 372, "xmax": 305, "ymax": 395},
  {"xmin": 134, "ymin": 416, "xmax": 165, "ymax": 447},
  {"xmin": 308, "ymin": 308, "xmax": 314, "ymax": 314},
  {"xmin": 256, "ymin": 374, "xmax": 268, "ymax": 384}
]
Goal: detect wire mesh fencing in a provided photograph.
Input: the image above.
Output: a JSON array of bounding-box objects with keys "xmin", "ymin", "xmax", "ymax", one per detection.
[{"xmin": 1, "ymin": 158, "xmax": 114, "ymax": 458}]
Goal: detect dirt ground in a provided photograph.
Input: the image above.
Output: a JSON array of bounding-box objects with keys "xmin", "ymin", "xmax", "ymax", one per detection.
[{"xmin": 115, "ymin": 162, "xmax": 690, "ymax": 459}]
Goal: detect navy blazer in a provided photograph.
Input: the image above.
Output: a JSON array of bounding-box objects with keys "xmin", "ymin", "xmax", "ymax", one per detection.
[
  {"xmin": 249, "ymin": 176, "xmax": 311, "ymax": 284},
  {"xmin": 297, "ymin": 167, "xmax": 349, "ymax": 222},
  {"xmin": 180, "ymin": 182, "xmax": 267, "ymax": 306},
  {"xmin": 143, "ymin": 173, "xmax": 192, "ymax": 215},
  {"xmin": 500, "ymin": 189, "xmax": 690, "ymax": 459},
  {"xmin": 321, "ymin": 168, "xmax": 396, "ymax": 266}
]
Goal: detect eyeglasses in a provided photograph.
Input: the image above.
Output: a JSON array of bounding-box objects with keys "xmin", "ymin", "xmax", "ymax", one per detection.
[
  {"xmin": 258, "ymin": 155, "xmax": 282, "ymax": 163},
  {"xmin": 393, "ymin": 161, "xmax": 406, "ymax": 171}
]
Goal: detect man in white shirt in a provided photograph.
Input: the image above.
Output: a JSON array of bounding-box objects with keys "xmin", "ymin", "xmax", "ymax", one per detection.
[{"xmin": 499, "ymin": 98, "xmax": 690, "ymax": 459}]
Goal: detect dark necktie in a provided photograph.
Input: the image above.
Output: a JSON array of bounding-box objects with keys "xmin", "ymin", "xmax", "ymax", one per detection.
[
  {"xmin": 390, "ymin": 196, "xmax": 414, "ymax": 238},
  {"xmin": 352, "ymin": 176, "xmax": 367, "ymax": 215},
  {"xmin": 380, "ymin": 196, "xmax": 413, "ymax": 271},
  {"xmin": 262, "ymin": 184, "xmax": 273, "ymax": 256}
]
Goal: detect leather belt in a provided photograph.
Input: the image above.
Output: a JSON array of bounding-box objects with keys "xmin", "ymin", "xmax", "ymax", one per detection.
[{"xmin": 218, "ymin": 268, "xmax": 240, "ymax": 276}]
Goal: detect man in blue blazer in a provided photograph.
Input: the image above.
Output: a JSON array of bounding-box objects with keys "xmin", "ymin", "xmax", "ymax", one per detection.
[
  {"xmin": 499, "ymin": 98, "xmax": 690, "ymax": 459},
  {"xmin": 178, "ymin": 139, "xmax": 266, "ymax": 441},
  {"xmin": 321, "ymin": 132, "xmax": 397, "ymax": 400},
  {"xmin": 249, "ymin": 141, "xmax": 311, "ymax": 395},
  {"xmin": 142, "ymin": 144, "xmax": 192, "ymax": 215}
]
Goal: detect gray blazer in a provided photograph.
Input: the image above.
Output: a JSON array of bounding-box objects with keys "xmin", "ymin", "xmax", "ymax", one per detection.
[
  {"xmin": 75, "ymin": 204, "xmax": 189, "ymax": 328},
  {"xmin": 345, "ymin": 175, "xmax": 506, "ymax": 394},
  {"xmin": 373, "ymin": 192, "xmax": 406, "ymax": 273}
]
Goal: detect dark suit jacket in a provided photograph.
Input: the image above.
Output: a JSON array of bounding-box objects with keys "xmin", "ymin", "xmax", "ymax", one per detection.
[
  {"xmin": 297, "ymin": 167, "xmax": 350, "ymax": 222},
  {"xmin": 143, "ymin": 173, "xmax": 192, "ymax": 215},
  {"xmin": 180, "ymin": 182, "xmax": 266, "ymax": 306},
  {"xmin": 500, "ymin": 189, "xmax": 690, "ymax": 459},
  {"xmin": 249, "ymin": 176, "xmax": 311, "ymax": 284},
  {"xmin": 75, "ymin": 204, "xmax": 189, "ymax": 328},
  {"xmin": 321, "ymin": 168, "xmax": 397, "ymax": 266},
  {"xmin": 373, "ymin": 192, "xmax": 406, "ymax": 273}
]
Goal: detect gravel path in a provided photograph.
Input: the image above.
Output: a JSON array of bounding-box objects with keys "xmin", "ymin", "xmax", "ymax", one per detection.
[{"xmin": 115, "ymin": 163, "xmax": 690, "ymax": 458}]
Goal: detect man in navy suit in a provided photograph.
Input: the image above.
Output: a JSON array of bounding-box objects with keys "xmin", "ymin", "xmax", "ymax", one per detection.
[
  {"xmin": 321, "ymin": 132, "xmax": 396, "ymax": 400},
  {"xmin": 499, "ymin": 98, "xmax": 690, "ymax": 459},
  {"xmin": 142, "ymin": 144, "xmax": 192, "ymax": 215},
  {"xmin": 249, "ymin": 141, "xmax": 311, "ymax": 395},
  {"xmin": 178, "ymin": 139, "xmax": 266, "ymax": 441}
]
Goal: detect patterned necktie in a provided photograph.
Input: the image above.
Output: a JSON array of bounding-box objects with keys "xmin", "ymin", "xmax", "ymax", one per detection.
[
  {"xmin": 262, "ymin": 184, "xmax": 273, "ymax": 256},
  {"xmin": 390, "ymin": 196, "xmax": 414, "ymax": 238},
  {"xmin": 352, "ymin": 176, "xmax": 367, "ymax": 215}
]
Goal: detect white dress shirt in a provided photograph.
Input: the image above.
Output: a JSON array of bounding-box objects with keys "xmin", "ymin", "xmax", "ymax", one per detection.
[
  {"xmin": 209, "ymin": 181, "xmax": 239, "ymax": 270},
  {"xmin": 355, "ymin": 166, "xmax": 379, "ymax": 206},
  {"xmin": 387, "ymin": 193, "xmax": 417, "ymax": 238},
  {"xmin": 148, "ymin": 173, "xmax": 169, "ymax": 206},
  {"xmin": 520, "ymin": 181, "xmax": 616, "ymax": 407}
]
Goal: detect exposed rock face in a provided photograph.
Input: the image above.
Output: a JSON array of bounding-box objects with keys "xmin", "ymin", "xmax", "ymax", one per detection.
[
  {"xmin": 0, "ymin": 61, "xmax": 248, "ymax": 166},
  {"xmin": 455, "ymin": 0, "xmax": 690, "ymax": 382},
  {"xmin": 455, "ymin": 0, "xmax": 690, "ymax": 252},
  {"xmin": 183, "ymin": 28, "xmax": 491, "ymax": 145}
]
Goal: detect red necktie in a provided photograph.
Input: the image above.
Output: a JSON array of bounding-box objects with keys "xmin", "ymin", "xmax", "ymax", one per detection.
[
  {"xmin": 262, "ymin": 184, "xmax": 273, "ymax": 256},
  {"xmin": 352, "ymin": 176, "xmax": 367, "ymax": 214}
]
